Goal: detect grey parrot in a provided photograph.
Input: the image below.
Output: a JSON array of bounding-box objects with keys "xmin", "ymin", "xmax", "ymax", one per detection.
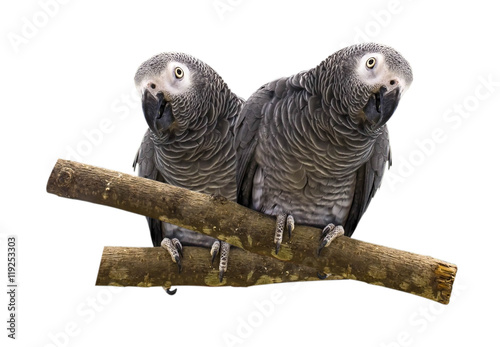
[
  {"xmin": 133, "ymin": 52, "xmax": 243, "ymax": 287},
  {"xmin": 235, "ymin": 43, "xmax": 413, "ymax": 255}
]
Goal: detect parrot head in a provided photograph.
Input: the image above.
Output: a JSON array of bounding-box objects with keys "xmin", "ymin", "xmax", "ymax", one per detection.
[
  {"xmin": 319, "ymin": 43, "xmax": 413, "ymax": 131},
  {"xmin": 134, "ymin": 52, "xmax": 229, "ymax": 138}
]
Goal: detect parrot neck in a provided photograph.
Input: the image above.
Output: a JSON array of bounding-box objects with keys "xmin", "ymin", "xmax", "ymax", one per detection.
[
  {"xmin": 280, "ymin": 68, "xmax": 382, "ymax": 175},
  {"xmin": 315, "ymin": 110, "xmax": 380, "ymax": 175},
  {"xmin": 307, "ymin": 65, "xmax": 385, "ymax": 138}
]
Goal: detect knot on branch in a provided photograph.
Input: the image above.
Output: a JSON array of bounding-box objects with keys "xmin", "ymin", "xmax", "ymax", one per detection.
[
  {"xmin": 57, "ymin": 167, "xmax": 75, "ymax": 188},
  {"xmin": 210, "ymin": 194, "xmax": 229, "ymax": 205}
]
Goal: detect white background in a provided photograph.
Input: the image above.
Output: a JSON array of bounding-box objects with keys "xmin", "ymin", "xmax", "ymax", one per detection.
[{"xmin": 1, "ymin": 0, "xmax": 499, "ymax": 346}]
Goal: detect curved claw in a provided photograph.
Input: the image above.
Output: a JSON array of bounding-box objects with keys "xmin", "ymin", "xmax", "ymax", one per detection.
[
  {"xmin": 210, "ymin": 241, "xmax": 220, "ymax": 265},
  {"xmin": 219, "ymin": 269, "xmax": 225, "ymax": 283},
  {"xmin": 174, "ymin": 255, "xmax": 182, "ymax": 273},
  {"xmin": 166, "ymin": 287, "xmax": 177, "ymax": 295},
  {"xmin": 317, "ymin": 272, "xmax": 327, "ymax": 280},
  {"xmin": 318, "ymin": 224, "xmax": 345, "ymax": 255},
  {"xmin": 172, "ymin": 238, "xmax": 183, "ymax": 258},
  {"xmin": 275, "ymin": 241, "xmax": 281, "ymax": 255},
  {"xmin": 317, "ymin": 240, "xmax": 328, "ymax": 256}
]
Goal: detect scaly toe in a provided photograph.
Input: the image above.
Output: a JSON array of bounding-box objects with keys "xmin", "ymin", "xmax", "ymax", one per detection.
[
  {"xmin": 210, "ymin": 240, "xmax": 220, "ymax": 265},
  {"xmin": 274, "ymin": 213, "xmax": 287, "ymax": 254},
  {"xmin": 218, "ymin": 241, "xmax": 230, "ymax": 282},
  {"xmin": 286, "ymin": 215, "xmax": 295, "ymax": 240},
  {"xmin": 161, "ymin": 238, "xmax": 183, "ymax": 273},
  {"xmin": 318, "ymin": 225, "xmax": 345, "ymax": 255}
]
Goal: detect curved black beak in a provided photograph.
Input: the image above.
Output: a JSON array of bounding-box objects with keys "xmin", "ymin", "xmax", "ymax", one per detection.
[
  {"xmin": 142, "ymin": 89, "xmax": 174, "ymax": 135},
  {"xmin": 363, "ymin": 86, "xmax": 401, "ymax": 128}
]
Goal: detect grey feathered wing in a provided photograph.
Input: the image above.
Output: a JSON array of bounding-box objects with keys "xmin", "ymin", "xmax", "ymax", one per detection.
[
  {"xmin": 343, "ymin": 126, "xmax": 391, "ymax": 236},
  {"xmin": 235, "ymin": 86, "xmax": 275, "ymax": 207},
  {"xmin": 133, "ymin": 129, "xmax": 164, "ymax": 246}
]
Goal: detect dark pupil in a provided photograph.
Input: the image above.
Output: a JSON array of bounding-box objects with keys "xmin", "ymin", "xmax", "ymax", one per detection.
[
  {"xmin": 369, "ymin": 59, "xmax": 374, "ymax": 65},
  {"xmin": 176, "ymin": 69, "xmax": 182, "ymax": 76}
]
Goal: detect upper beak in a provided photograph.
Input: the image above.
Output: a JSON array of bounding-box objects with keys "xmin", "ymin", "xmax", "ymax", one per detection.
[
  {"xmin": 363, "ymin": 86, "xmax": 401, "ymax": 128},
  {"xmin": 142, "ymin": 89, "xmax": 174, "ymax": 135}
]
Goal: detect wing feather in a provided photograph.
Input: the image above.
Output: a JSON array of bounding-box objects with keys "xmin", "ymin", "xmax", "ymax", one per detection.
[
  {"xmin": 133, "ymin": 129, "xmax": 164, "ymax": 246},
  {"xmin": 343, "ymin": 126, "xmax": 391, "ymax": 236},
  {"xmin": 235, "ymin": 86, "xmax": 275, "ymax": 206}
]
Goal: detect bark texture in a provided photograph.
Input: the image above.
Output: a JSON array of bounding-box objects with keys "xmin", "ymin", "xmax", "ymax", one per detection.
[{"xmin": 47, "ymin": 159, "xmax": 457, "ymax": 304}]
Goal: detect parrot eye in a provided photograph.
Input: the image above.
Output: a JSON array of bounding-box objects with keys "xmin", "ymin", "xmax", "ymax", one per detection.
[
  {"xmin": 174, "ymin": 67, "xmax": 184, "ymax": 79},
  {"xmin": 366, "ymin": 57, "xmax": 377, "ymax": 69}
]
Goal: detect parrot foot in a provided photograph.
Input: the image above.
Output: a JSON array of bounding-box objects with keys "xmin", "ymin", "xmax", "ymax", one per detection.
[
  {"xmin": 211, "ymin": 240, "xmax": 230, "ymax": 282},
  {"xmin": 161, "ymin": 237, "xmax": 183, "ymax": 273},
  {"xmin": 274, "ymin": 213, "xmax": 295, "ymax": 254},
  {"xmin": 318, "ymin": 224, "xmax": 344, "ymax": 255}
]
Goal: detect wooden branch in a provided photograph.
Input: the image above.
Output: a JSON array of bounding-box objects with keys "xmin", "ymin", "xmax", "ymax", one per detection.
[
  {"xmin": 97, "ymin": 246, "xmax": 322, "ymax": 288},
  {"xmin": 47, "ymin": 159, "xmax": 457, "ymax": 304}
]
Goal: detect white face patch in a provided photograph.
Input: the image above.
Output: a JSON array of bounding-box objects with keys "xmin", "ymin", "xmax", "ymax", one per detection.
[
  {"xmin": 136, "ymin": 60, "xmax": 193, "ymax": 99},
  {"xmin": 356, "ymin": 52, "xmax": 410, "ymax": 94}
]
